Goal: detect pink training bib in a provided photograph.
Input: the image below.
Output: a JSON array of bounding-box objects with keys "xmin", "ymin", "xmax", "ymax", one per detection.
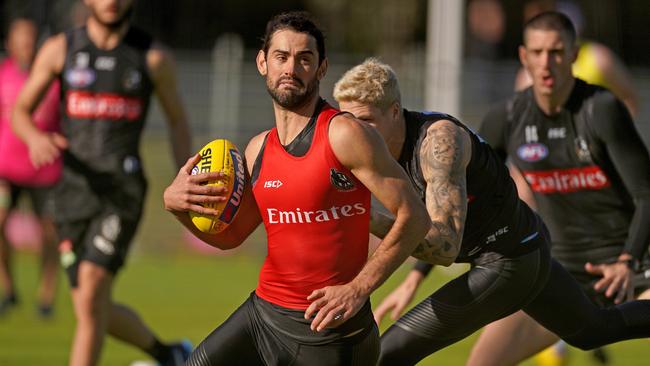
[{"xmin": 0, "ymin": 58, "xmax": 61, "ymax": 186}]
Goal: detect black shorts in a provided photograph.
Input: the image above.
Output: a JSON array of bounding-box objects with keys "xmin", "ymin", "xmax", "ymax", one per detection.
[
  {"xmin": 57, "ymin": 208, "xmax": 140, "ymax": 287},
  {"xmin": 52, "ymin": 162, "xmax": 147, "ymax": 223},
  {"xmin": 0, "ymin": 181, "xmax": 55, "ymax": 217},
  {"xmin": 188, "ymin": 292, "xmax": 380, "ymax": 366}
]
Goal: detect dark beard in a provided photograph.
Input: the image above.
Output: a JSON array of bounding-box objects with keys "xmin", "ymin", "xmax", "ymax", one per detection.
[
  {"xmin": 92, "ymin": 4, "xmax": 134, "ymax": 30},
  {"xmin": 266, "ymin": 76, "xmax": 319, "ymax": 109}
]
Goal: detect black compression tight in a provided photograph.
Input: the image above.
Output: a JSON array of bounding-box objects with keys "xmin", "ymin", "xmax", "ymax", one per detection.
[
  {"xmin": 525, "ymin": 260, "xmax": 650, "ymax": 350},
  {"xmin": 187, "ymin": 296, "xmax": 380, "ymax": 366},
  {"xmin": 186, "ymin": 300, "xmax": 264, "ymax": 366},
  {"xmin": 379, "ymin": 244, "xmax": 650, "ymax": 365}
]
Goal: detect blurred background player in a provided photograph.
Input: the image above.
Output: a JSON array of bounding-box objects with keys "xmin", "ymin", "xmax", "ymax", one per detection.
[
  {"xmin": 463, "ymin": 0, "xmax": 508, "ymax": 109},
  {"xmin": 510, "ymin": 3, "xmax": 641, "ymax": 364},
  {"xmin": 477, "ymin": 2, "xmax": 640, "ymax": 364},
  {"xmin": 507, "ymin": 3, "xmax": 641, "ymax": 364},
  {"xmin": 12, "ymin": 0, "xmax": 192, "ymax": 365},
  {"xmin": 514, "ymin": 0, "xmax": 639, "ymax": 117},
  {"xmin": 467, "ymin": 11, "xmax": 650, "ymax": 366},
  {"xmin": 163, "ymin": 11, "xmax": 430, "ymax": 365},
  {"xmin": 334, "ymin": 57, "xmax": 650, "ymax": 366},
  {"xmin": 0, "ymin": 17, "xmax": 61, "ymax": 318}
]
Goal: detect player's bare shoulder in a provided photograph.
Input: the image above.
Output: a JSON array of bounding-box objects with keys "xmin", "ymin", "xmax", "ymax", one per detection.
[
  {"xmin": 420, "ymin": 120, "xmax": 471, "ymax": 176},
  {"xmin": 146, "ymin": 42, "xmax": 176, "ymax": 83},
  {"xmin": 329, "ymin": 112, "xmax": 375, "ymax": 139},
  {"xmin": 328, "ymin": 113, "xmax": 382, "ymax": 168},
  {"xmin": 244, "ymin": 130, "xmax": 272, "ymax": 174},
  {"xmin": 35, "ymin": 33, "xmax": 67, "ymax": 75}
]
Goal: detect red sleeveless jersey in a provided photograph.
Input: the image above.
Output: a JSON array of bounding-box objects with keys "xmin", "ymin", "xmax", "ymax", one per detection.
[{"xmin": 253, "ymin": 104, "xmax": 371, "ymax": 309}]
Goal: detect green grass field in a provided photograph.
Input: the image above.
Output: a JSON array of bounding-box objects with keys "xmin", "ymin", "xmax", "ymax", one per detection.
[
  {"xmin": 2, "ymin": 252, "xmax": 648, "ymax": 365},
  {"xmin": 1, "ymin": 136, "xmax": 648, "ymax": 365}
]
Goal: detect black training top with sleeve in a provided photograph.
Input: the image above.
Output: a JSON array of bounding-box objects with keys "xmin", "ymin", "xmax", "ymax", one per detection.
[
  {"xmin": 54, "ymin": 26, "xmax": 154, "ymax": 222},
  {"xmin": 479, "ymin": 79, "xmax": 650, "ymax": 268},
  {"xmin": 399, "ymin": 110, "xmax": 542, "ymax": 263},
  {"xmin": 382, "ymin": 104, "xmax": 650, "ymax": 366}
]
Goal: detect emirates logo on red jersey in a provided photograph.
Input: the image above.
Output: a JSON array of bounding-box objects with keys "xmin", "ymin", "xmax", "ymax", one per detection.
[
  {"xmin": 66, "ymin": 91, "xmax": 143, "ymax": 121},
  {"xmin": 267, "ymin": 203, "xmax": 367, "ymax": 224},
  {"xmin": 523, "ymin": 166, "xmax": 610, "ymax": 194}
]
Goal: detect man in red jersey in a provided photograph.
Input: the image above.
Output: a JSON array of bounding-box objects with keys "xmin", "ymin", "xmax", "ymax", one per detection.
[{"xmin": 163, "ymin": 11, "xmax": 430, "ymax": 366}]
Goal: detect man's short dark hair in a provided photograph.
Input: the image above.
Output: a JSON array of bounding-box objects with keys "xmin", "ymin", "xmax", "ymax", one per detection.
[
  {"xmin": 262, "ymin": 11, "xmax": 326, "ymax": 65},
  {"xmin": 523, "ymin": 11, "xmax": 577, "ymax": 45}
]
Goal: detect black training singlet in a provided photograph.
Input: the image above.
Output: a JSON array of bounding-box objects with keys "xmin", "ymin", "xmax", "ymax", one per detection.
[
  {"xmin": 400, "ymin": 110, "xmax": 541, "ymax": 262},
  {"xmin": 55, "ymin": 26, "xmax": 154, "ymax": 221},
  {"xmin": 480, "ymin": 79, "xmax": 650, "ymax": 268}
]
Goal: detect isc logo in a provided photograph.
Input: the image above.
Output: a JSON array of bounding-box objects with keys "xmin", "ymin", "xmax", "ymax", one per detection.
[
  {"xmin": 264, "ymin": 180, "xmax": 283, "ymax": 188},
  {"xmin": 486, "ymin": 226, "xmax": 509, "ymax": 244}
]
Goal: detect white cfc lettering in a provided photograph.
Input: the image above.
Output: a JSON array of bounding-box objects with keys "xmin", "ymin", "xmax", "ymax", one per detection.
[{"xmin": 525, "ymin": 126, "xmax": 538, "ymax": 143}]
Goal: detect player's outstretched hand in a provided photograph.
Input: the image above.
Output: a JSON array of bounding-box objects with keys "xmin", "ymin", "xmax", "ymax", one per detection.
[
  {"xmin": 585, "ymin": 261, "xmax": 634, "ymax": 304},
  {"xmin": 163, "ymin": 153, "xmax": 228, "ymax": 216},
  {"xmin": 27, "ymin": 131, "xmax": 67, "ymax": 168},
  {"xmin": 373, "ymin": 275, "xmax": 419, "ymax": 325},
  {"xmin": 305, "ymin": 283, "xmax": 368, "ymax": 332}
]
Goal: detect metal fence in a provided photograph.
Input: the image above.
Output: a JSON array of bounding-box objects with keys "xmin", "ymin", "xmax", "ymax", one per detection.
[{"xmin": 145, "ymin": 37, "xmax": 650, "ymax": 149}]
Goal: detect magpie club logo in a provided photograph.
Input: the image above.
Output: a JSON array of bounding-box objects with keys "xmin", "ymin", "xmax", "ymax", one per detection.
[{"xmin": 330, "ymin": 168, "xmax": 355, "ymax": 191}]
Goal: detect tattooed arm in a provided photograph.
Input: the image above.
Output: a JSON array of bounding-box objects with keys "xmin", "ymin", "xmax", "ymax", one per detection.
[
  {"xmin": 372, "ymin": 120, "xmax": 471, "ymax": 324},
  {"xmin": 368, "ymin": 120, "xmax": 470, "ymax": 266},
  {"xmin": 410, "ymin": 120, "xmax": 471, "ymax": 266}
]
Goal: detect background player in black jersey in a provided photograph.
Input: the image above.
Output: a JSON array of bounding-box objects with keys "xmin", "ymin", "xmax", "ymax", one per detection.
[
  {"xmin": 12, "ymin": 0, "xmax": 192, "ymax": 365},
  {"xmin": 332, "ymin": 57, "xmax": 650, "ymax": 366},
  {"xmin": 464, "ymin": 11, "xmax": 650, "ymax": 366},
  {"xmin": 514, "ymin": 1, "xmax": 640, "ymax": 119},
  {"xmin": 163, "ymin": 11, "xmax": 430, "ymax": 366}
]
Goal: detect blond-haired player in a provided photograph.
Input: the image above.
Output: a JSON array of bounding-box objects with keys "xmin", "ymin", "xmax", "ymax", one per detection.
[{"xmin": 334, "ymin": 57, "xmax": 650, "ymax": 365}]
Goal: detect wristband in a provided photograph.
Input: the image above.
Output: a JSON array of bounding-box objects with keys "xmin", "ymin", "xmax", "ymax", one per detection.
[
  {"xmin": 413, "ymin": 261, "xmax": 434, "ymax": 276},
  {"xmin": 619, "ymin": 258, "xmax": 641, "ymax": 272}
]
